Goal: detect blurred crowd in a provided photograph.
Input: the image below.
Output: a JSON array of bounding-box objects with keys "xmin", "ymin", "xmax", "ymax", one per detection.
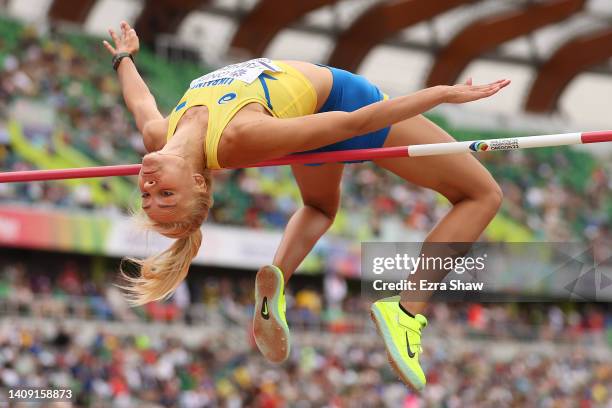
[
  {"xmin": 2, "ymin": 261, "xmax": 611, "ymax": 346},
  {"xmin": 482, "ymin": 146, "xmax": 612, "ymax": 247},
  {"xmin": 0, "ymin": 319, "xmax": 611, "ymax": 407},
  {"xmin": 0, "ymin": 16, "xmax": 610, "ymax": 244},
  {"xmin": 1, "ymin": 13, "xmax": 611, "ymax": 408}
]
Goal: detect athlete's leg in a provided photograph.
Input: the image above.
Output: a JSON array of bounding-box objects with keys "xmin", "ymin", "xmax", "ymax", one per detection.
[
  {"xmin": 374, "ymin": 114, "xmax": 502, "ymax": 313},
  {"xmin": 370, "ymin": 115, "xmax": 501, "ymax": 390},
  {"xmin": 273, "ymin": 163, "xmax": 344, "ymax": 282},
  {"xmin": 253, "ymin": 163, "xmax": 343, "ymax": 363}
]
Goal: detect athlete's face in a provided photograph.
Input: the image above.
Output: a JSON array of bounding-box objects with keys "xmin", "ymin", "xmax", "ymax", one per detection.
[{"xmin": 138, "ymin": 152, "xmax": 200, "ymax": 224}]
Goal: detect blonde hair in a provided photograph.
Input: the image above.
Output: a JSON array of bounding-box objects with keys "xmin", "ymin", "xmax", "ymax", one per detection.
[{"xmin": 120, "ymin": 169, "xmax": 214, "ymax": 306}]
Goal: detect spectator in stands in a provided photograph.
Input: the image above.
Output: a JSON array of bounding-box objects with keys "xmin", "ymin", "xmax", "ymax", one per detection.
[{"xmin": 0, "ymin": 15, "xmax": 610, "ymax": 249}]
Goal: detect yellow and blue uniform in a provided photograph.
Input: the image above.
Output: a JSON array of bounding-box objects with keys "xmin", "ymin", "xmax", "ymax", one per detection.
[
  {"xmin": 306, "ymin": 64, "xmax": 390, "ymax": 164},
  {"xmin": 166, "ymin": 59, "xmax": 390, "ymax": 169}
]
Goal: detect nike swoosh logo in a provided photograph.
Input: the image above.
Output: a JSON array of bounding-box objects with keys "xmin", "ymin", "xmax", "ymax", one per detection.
[
  {"xmin": 405, "ymin": 332, "xmax": 416, "ymax": 358},
  {"xmin": 261, "ymin": 297, "xmax": 270, "ymax": 320}
]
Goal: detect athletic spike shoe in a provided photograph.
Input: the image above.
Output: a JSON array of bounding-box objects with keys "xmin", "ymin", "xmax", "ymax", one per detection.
[
  {"xmin": 253, "ymin": 265, "xmax": 290, "ymax": 363},
  {"xmin": 370, "ymin": 296, "xmax": 428, "ymax": 391}
]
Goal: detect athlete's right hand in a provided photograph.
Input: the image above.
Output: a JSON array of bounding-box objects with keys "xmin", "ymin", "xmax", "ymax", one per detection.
[
  {"xmin": 442, "ymin": 78, "xmax": 511, "ymax": 104},
  {"xmin": 103, "ymin": 21, "xmax": 140, "ymax": 56}
]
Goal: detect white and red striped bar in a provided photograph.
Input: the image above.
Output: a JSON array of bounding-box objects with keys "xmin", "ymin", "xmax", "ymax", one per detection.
[
  {"xmin": 406, "ymin": 130, "xmax": 611, "ymax": 157},
  {"xmin": 1, "ymin": 130, "xmax": 610, "ymax": 183}
]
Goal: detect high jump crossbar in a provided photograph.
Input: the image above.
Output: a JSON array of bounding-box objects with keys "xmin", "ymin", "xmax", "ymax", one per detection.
[{"xmin": 1, "ymin": 130, "xmax": 611, "ymax": 183}]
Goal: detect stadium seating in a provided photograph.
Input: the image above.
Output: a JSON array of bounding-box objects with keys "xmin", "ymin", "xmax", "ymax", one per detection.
[
  {"xmin": 1, "ymin": 257, "xmax": 611, "ymax": 407},
  {"xmin": 1, "ymin": 11, "xmax": 611, "ymax": 408},
  {"xmin": 1, "ymin": 260, "xmax": 610, "ymax": 343},
  {"xmin": 1, "ymin": 15, "xmax": 610, "ymax": 245}
]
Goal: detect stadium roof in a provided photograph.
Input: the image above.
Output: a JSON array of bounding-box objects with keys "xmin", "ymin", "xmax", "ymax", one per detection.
[{"xmin": 5, "ymin": 0, "xmax": 612, "ymax": 127}]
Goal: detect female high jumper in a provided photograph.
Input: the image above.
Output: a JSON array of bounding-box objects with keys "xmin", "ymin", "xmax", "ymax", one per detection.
[{"xmin": 104, "ymin": 21, "xmax": 509, "ymax": 391}]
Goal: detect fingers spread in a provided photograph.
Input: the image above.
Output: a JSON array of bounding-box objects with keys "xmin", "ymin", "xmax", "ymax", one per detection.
[
  {"xmin": 109, "ymin": 28, "xmax": 120, "ymax": 44},
  {"xmin": 102, "ymin": 40, "xmax": 115, "ymax": 54}
]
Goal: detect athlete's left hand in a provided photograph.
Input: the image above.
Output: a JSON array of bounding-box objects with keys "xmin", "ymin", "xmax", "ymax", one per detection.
[
  {"xmin": 443, "ymin": 78, "xmax": 511, "ymax": 104},
  {"xmin": 103, "ymin": 21, "xmax": 140, "ymax": 56}
]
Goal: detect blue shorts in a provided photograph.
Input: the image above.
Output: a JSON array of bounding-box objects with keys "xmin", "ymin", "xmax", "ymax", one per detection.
[{"xmin": 300, "ymin": 65, "xmax": 390, "ymax": 164}]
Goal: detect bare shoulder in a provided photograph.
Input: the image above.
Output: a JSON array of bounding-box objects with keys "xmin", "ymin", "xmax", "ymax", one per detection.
[{"xmin": 143, "ymin": 117, "xmax": 169, "ymax": 152}]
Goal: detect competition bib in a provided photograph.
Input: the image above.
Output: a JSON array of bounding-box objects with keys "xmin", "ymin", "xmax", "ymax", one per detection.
[{"xmin": 190, "ymin": 58, "xmax": 283, "ymax": 89}]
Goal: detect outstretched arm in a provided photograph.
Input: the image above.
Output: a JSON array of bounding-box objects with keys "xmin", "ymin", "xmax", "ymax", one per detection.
[
  {"xmin": 221, "ymin": 78, "xmax": 510, "ymax": 168},
  {"xmin": 103, "ymin": 21, "xmax": 166, "ymax": 152}
]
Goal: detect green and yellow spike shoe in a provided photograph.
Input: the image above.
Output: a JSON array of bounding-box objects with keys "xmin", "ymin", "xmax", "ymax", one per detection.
[
  {"xmin": 370, "ymin": 296, "xmax": 428, "ymax": 391},
  {"xmin": 253, "ymin": 265, "xmax": 290, "ymax": 363}
]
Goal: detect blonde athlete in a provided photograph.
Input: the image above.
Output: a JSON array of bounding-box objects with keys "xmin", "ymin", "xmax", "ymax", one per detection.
[{"xmin": 104, "ymin": 22, "xmax": 509, "ymax": 390}]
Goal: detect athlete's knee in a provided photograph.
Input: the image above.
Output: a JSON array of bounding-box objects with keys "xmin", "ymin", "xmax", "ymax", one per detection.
[
  {"xmin": 446, "ymin": 177, "xmax": 503, "ymax": 213},
  {"xmin": 301, "ymin": 185, "xmax": 340, "ymax": 221},
  {"xmin": 316, "ymin": 204, "xmax": 339, "ymax": 223},
  {"xmin": 476, "ymin": 180, "xmax": 503, "ymax": 213},
  {"xmin": 485, "ymin": 184, "xmax": 504, "ymax": 211},
  {"xmin": 305, "ymin": 199, "xmax": 339, "ymax": 223}
]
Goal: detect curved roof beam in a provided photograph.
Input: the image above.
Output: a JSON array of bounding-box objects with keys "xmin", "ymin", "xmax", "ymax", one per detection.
[
  {"xmin": 526, "ymin": 28, "xmax": 612, "ymax": 113},
  {"xmin": 328, "ymin": 0, "xmax": 471, "ymax": 73},
  {"xmin": 48, "ymin": 0, "xmax": 97, "ymax": 23},
  {"xmin": 426, "ymin": 0, "xmax": 585, "ymax": 87},
  {"xmin": 134, "ymin": 0, "xmax": 208, "ymax": 45},
  {"xmin": 230, "ymin": 0, "xmax": 336, "ymax": 57}
]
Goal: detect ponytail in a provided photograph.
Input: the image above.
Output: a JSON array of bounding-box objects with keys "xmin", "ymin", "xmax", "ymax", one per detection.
[{"xmin": 121, "ymin": 229, "xmax": 202, "ymax": 306}]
